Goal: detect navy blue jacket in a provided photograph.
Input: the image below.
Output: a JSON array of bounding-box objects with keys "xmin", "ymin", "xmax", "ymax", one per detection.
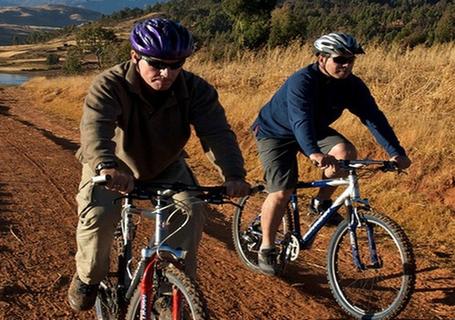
[{"xmin": 253, "ymin": 63, "xmax": 405, "ymax": 157}]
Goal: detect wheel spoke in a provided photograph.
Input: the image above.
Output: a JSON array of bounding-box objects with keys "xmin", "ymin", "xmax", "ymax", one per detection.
[
  {"xmin": 232, "ymin": 192, "xmax": 292, "ymax": 274},
  {"xmin": 327, "ymin": 212, "xmax": 415, "ymax": 319}
]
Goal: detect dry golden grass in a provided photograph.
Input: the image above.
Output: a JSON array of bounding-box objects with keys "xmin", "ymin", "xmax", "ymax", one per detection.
[
  {"xmin": 23, "ymin": 74, "xmax": 93, "ymax": 121},
  {"xmin": 22, "ymin": 43, "xmax": 455, "ymax": 247}
]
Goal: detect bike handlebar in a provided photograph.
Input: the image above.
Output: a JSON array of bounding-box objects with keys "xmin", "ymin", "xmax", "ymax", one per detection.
[
  {"xmin": 338, "ymin": 159, "xmax": 400, "ymax": 172},
  {"xmin": 91, "ymin": 175, "xmax": 264, "ymax": 204}
]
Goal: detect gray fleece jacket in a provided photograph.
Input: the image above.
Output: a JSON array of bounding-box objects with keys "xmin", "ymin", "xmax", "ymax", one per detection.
[{"xmin": 76, "ymin": 60, "xmax": 246, "ymax": 181}]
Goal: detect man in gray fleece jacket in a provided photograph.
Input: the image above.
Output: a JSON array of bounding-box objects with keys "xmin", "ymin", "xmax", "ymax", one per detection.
[{"xmin": 68, "ymin": 18, "xmax": 250, "ymax": 312}]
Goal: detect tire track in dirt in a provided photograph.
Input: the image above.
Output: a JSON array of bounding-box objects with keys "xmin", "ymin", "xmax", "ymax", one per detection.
[
  {"xmin": 0, "ymin": 97, "xmax": 86, "ymax": 319},
  {"xmin": 0, "ymin": 86, "xmax": 454, "ymax": 319},
  {"xmin": 0, "ymin": 88, "xmax": 346, "ymax": 320}
]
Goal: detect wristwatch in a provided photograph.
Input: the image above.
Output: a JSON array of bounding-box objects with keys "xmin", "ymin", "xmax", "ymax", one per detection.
[{"xmin": 95, "ymin": 161, "xmax": 118, "ymax": 175}]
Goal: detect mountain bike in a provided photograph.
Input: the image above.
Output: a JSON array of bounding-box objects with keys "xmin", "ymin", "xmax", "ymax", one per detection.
[
  {"xmin": 232, "ymin": 159, "xmax": 416, "ymax": 320},
  {"xmin": 92, "ymin": 176, "xmax": 256, "ymax": 320}
]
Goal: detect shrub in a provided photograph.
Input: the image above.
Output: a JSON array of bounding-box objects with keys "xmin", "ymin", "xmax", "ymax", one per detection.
[
  {"xmin": 63, "ymin": 47, "xmax": 83, "ymax": 74},
  {"xmin": 100, "ymin": 40, "xmax": 131, "ymax": 69},
  {"xmin": 46, "ymin": 53, "xmax": 60, "ymax": 65}
]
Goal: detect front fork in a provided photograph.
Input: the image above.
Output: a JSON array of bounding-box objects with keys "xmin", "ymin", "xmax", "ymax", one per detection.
[
  {"xmin": 172, "ymin": 288, "xmax": 182, "ymax": 320},
  {"xmin": 347, "ymin": 202, "xmax": 381, "ymax": 270},
  {"xmin": 139, "ymin": 250, "xmax": 186, "ymax": 320}
]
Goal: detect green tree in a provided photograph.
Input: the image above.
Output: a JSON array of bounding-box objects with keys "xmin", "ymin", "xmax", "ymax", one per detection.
[
  {"xmin": 269, "ymin": 4, "xmax": 304, "ymax": 47},
  {"xmin": 100, "ymin": 40, "xmax": 131, "ymax": 69},
  {"xmin": 140, "ymin": 0, "xmax": 453, "ymax": 53},
  {"xmin": 75, "ymin": 24, "xmax": 117, "ymax": 68},
  {"xmin": 434, "ymin": 4, "xmax": 455, "ymax": 43},
  {"xmin": 222, "ymin": 0, "xmax": 276, "ymax": 48},
  {"xmin": 63, "ymin": 47, "xmax": 83, "ymax": 74},
  {"xmin": 222, "ymin": 0, "xmax": 276, "ymax": 16},
  {"xmin": 46, "ymin": 53, "xmax": 60, "ymax": 65},
  {"xmin": 11, "ymin": 35, "xmax": 20, "ymax": 45},
  {"xmin": 241, "ymin": 17, "xmax": 270, "ymax": 48}
]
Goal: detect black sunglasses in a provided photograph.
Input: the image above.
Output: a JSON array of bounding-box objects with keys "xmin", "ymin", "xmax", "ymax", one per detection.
[
  {"xmin": 332, "ymin": 55, "xmax": 356, "ymax": 64},
  {"xmin": 140, "ymin": 56, "xmax": 185, "ymax": 70}
]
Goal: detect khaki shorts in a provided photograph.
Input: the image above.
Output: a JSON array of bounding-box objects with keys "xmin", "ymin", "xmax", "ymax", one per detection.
[{"xmin": 256, "ymin": 128, "xmax": 351, "ymax": 192}]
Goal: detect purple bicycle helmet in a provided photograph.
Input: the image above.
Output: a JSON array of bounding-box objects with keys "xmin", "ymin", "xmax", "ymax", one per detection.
[{"xmin": 130, "ymin": 18, "xmax": 194, "ymax": 60}]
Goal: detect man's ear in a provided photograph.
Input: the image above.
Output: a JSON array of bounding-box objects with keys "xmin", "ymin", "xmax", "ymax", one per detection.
[
  {"xmin": 131, "ymin": 50, "xmax": 140, "ymax": 64},
  {"xmin": 317, "ymin": 54, "xmax": 328, "ymax": 66}
]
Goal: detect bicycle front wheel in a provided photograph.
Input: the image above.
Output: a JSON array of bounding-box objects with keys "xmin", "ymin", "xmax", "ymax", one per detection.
[
  {"xmin": 327, "ymin": 210, "xmax": 415, "ymax": 320},
  {"xmin": 126, "ymin": 265, "xmax": 207, "ymax": 320}
]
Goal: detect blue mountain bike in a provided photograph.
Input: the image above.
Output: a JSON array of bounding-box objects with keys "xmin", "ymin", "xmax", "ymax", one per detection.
[{"xmin": 232, "ymin": 159, "xmax": 415, "ymax": 320}]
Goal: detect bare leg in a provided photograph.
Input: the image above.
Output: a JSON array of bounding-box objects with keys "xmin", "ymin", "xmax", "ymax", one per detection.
[
  {"xmin": 260, "ymin": 189, "xmax": 294, "ymax": 248},
  {"xmin": 316, "ymin": 143, "xmax": 357, "ymax": 200}
]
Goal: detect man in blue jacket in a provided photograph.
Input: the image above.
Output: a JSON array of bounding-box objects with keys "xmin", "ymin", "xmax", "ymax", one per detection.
[{"xmin": 252, "ymin": 32, "xmax": 411, "ymax": 275}]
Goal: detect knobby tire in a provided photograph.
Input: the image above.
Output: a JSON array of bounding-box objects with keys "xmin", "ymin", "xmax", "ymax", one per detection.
[
  {"xmin": 327, "ymin": 210, "xmax": 415, "ymax": 319},
  {"xmin": 125, "ymin": 265, "xmax": 208, "ymax": 320},
  {"xmin": 232, "ymin": 193, "xmax": 292, "ymax": 274},
  {"xmin": 95, "ymin": 225, "xmax": 128, "ymax": 319}
]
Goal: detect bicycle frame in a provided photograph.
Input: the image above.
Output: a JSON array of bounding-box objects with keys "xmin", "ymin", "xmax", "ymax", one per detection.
[
  {"xmin": 233, "ymin": 160, "xmax": 414, "ymax": 319},
  {"xmin": 94, "ymin": 179, "xmax": 239, "ymax": 320},
  {"xmin": 286, "ymin": 165, "xmax": 377, "ymax": 270},
  {"xmin": 117, "ymin": 190, "xmax": 188, "ymax": 320},
  {"xmin": 291, "ymin": 178, "xmax": 350, "ymax": 248}
]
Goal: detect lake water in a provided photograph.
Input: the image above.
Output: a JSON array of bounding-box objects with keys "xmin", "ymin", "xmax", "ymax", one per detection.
[{"xmin": 0, "ymin": 73, "xmax": 30, "ymax": 86}]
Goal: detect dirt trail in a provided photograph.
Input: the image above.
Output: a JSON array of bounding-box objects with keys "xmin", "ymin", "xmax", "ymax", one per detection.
[{"xmin": 0, "ymin": 86, "xmax": 454, "ymax": 319}]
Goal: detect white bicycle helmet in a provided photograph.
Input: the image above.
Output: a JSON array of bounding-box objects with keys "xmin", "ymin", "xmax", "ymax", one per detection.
[{"xmin": 314, "ymin": 32, "xmax": 365, "ymax": 56}]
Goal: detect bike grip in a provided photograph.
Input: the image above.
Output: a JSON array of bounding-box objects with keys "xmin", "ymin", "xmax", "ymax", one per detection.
[
  {"xmin": 91, "ymin": 174, "xmax": 112, "ymax": 185},
  {"xmin": 250, "ymin": 185, "xmax": 265, "ymax": 194},
  {"xmin": 382, "ymin": 161, "xmax": 399, "ymax": 172},
  {"xmin": 311, "ymin": 160, "xmax": 320, "ymax": 167}
]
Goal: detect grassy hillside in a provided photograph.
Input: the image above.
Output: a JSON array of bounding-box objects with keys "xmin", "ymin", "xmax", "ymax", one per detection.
[
  {"xmin": 21, "ymin": 43, "xmax": 455, "ymax": 248},
  {"xmin": 0, "ymin": 5, "xmax": 102, "ymax": 45},
  {"xmin": 0, "ymin": 11, "xmax": 155, "ymax": 72},
  {"xmin": 0, "ymin": 5, "xmax": 102, "ymax": 26}
]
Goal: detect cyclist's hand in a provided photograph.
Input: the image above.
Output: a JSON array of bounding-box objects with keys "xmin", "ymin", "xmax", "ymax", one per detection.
[
  {"xmin": 390, "ymin": 155, "xmax": 411, "ymax": 170},
  {"xmin": 223, "ymin": 178, "xmax": 251, "ymax": 198},
  {"xmin": 100, "ymin": 168, "xmax": 134, "ymax": 194},
  {"xmin": 309, "ymin": 153, "xmax": 338, "ymax": 171}
]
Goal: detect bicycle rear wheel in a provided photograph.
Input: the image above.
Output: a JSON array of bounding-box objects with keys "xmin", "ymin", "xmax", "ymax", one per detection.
[
  {"xmin": 126, "ymin": 265, "xmax": 207, "ymax": 320},
  {"xmin": 232, "ymin": 192, "xmax": 292, "ymax": 274},
  {"xmin": 327, "ymin": 210, "xmax": 415, "ymax": 319}
]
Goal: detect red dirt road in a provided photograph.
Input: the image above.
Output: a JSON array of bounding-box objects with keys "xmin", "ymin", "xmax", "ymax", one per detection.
[{"xmin": 0, "ymin": 86, "xmax": 454, "ymax": 319}]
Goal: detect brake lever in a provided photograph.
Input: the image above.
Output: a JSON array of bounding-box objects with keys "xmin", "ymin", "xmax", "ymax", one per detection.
[{"xmin": 380, "ymin": 162, "xmax": 407, "ymax": 175}]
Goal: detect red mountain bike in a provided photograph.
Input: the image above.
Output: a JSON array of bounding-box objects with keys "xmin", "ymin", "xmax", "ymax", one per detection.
[{"xmin": 92, "ymin": 177, "xmax": 260, "ymax": 320}]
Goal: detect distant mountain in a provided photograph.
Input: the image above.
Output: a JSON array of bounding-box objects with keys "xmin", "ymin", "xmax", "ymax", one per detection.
[
  {"xmin": 0, "ymin": 4, "xmax": 102, "ymax": 45},
  {"xmin": 0, "ymin": 0, "xmax": 162, "ymax": 14},
  {"xmin": 0, "ymin": 5, "xmax": 102, "ymax": 27}
]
